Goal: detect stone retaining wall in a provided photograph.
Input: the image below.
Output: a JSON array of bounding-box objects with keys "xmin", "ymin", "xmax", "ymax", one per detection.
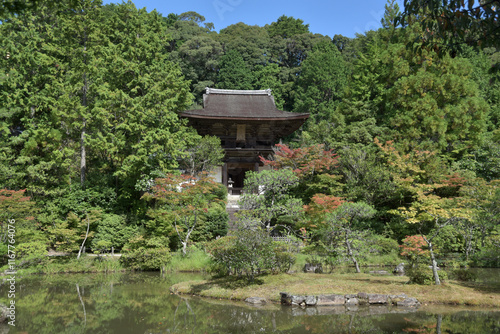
[{"xmin": 280, "ymin": 292, "xmax": 420, "ymax": 308}]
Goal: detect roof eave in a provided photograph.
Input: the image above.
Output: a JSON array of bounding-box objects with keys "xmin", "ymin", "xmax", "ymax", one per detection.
[{"xmin": 179, "ymin": 113, "xmax": 310, "ymax": 122}]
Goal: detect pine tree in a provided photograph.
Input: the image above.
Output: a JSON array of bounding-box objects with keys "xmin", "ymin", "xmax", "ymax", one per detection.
[{"xmin": 216, "ymin": 50, "xmax": 253, "ymax": 90}]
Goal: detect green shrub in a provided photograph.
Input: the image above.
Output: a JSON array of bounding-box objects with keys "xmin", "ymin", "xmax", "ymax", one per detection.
[
  {"xmin": 271, "ymin": 246, "xmax": 296, "ymax": 274},
  {"xmin": 16, "ymin": 240, "xmax": 49, "ymax": 268},
  {"xmin": 406, "ymin": 265, "xmax": 448, "ymax": 285},
  {"xmin": 206, "ymin": 229, "xmax": 296, "ymax": 280},
  {"xmin": 370, "ymin": 236, "xmax": 399, "ymax": 255},
  {"xmin": 120, "ymin": 235, "xmax": 171, "ymax": 271},
  {"xmin": 196, "ymin": 206, "xmax": 228, "ymax": 241},
  {"xmin": 121, "ymin": 247, "xmax": 171, "ymax": 271},
  {"xmin": 91, "ymin": 213, "xmax": 138, "ymax": 252}
]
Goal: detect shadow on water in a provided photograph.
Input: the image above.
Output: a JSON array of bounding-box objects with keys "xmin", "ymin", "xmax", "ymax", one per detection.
[{"xmin": 0, "ymin": 272, "xmax": 499, "ymax": 333}]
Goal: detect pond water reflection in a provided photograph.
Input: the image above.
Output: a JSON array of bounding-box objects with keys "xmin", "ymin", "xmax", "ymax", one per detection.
[{"xmin": 0, "ymin": 272, "xmax": 498, "ymax": 333}]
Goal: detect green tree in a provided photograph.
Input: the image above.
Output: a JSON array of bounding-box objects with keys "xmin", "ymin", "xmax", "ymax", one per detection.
[
  {"xmin": 386, "ymin": 50, "xmax": 488, "ymax": 153},
  {"xmin": 267, "ymin": 15, "xmax": 310, "ymax": 39},
  {"xmin": 178, "ymin": 135, "xmax": 225, "ymax": 176},
  {"xmin": 293, "ymin": 41, "xmax": 349, "ymax": 121},
  {"xmin": 88, "ymin": 2, "xmax": 194, "ymax": 206},
  {"xmin": 218, "ymin": 22, "xmax": 270, "ymax": 69},
  {"xmin": 252, "ymin": 63, "xmax": 285, "ymax": 109},
  {"xmin": 260, "ymin": 143, "xmax": 341, "ymax": 203},
  {"xmin": 381, "ymin": 0, "xmax": 401, "ymax": 30},
  {"xmin": 55, "ymin": 0, "xmax": 107, "ymax": 187},
  {"xmin": 325, "ymin": 202, "xmax": 376, "ymax": 273},
  {"xmin": 347, "ymin": 25, "xmax": 489, "ymax": 155},
  {"xmin": 0, "ymin": 2, "xmax": 76, "ymax": 196},
  {"xmin": 142, "ymin": 173, "xmax": 225, "ymax": 255},
  {"xmin": 238, "ymin": 169, "xmax": 303, "ymax": 230},
  {"xmin": 166, "ymin": 13, "xmax": 221, "ymax": 104},
  {"xmin": 399, "ymin": 0, "xmax": 500, "ymax": 49},
  {"xmin": 216, "ymin": 49, "xmax": 253, "ymax": 90},
  {"xmin": 206, "ymin": 226, "xmax": 295, "ymax": 280},
  {"xmin": 266, "ymin": 15, "xmax": 330, "ymax": 110}
]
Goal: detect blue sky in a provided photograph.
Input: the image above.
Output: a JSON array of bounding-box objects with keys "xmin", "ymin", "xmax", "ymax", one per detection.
[{"xmin": 103, "ymin": 0, "xmax": 402, "ymax": 38}]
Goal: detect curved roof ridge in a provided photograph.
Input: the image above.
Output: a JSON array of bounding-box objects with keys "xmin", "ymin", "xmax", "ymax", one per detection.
[{"xmin": 206, "ymin": 87, "xmax": 272, "ymax": 96}]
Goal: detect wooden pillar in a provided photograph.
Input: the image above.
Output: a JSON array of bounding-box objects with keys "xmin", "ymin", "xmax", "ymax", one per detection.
[{"xmin": 222, "ymin": 163, "xmax": 228, "ymax": 187}]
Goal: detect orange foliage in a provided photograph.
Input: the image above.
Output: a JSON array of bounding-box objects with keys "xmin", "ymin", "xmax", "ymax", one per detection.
[
  {"xmin": 304, "ymin": 194, "xmax": 345, "ymax": 218},
  {"xmin": 260, "ymin": 143, "xmax": 338, "ymax": 178}
]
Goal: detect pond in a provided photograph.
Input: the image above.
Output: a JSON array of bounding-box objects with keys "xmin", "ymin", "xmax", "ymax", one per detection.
[{"xmin": 0, "ymin": 272, "xmax": 499, "ymax": 333}]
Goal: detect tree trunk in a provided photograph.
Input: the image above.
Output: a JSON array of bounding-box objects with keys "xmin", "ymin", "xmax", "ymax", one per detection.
[
  {"xmin": 80, "ymin": 118, "xmax": 86, "ymax": 187},
  {"xmin": 77, "ymin": 214, "xmax": 90, "ymax": 260},
  {"xmin": 175, "ymin": 212, "xmax": 198, "ymax": 257},
  {"xmin": 80, "ymin": 27, "xmax": 88, "ymax": 187},
  {"xmin": 428, "ymin": 241, "xmax": 441, "ymax": 285},
  {"xmin": 345, "ymin": 232, "xmax": 360, "ymax": 273}
]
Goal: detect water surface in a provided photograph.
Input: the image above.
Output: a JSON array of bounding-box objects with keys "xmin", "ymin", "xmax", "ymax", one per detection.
[{"xmin": 0, "ymin": 272, "xmax": 498, "ymax": 333}]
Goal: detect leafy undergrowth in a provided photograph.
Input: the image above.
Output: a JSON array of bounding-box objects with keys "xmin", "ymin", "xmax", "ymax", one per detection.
[{"xmin": 170, "ymin": 272, "xmax": 500, "ymax": 307}]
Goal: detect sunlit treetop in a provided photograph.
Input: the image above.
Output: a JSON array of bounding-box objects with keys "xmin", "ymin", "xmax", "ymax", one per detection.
[{"xmin": 399, "ymin": 0, "xmax": 500, "ymax": 51}]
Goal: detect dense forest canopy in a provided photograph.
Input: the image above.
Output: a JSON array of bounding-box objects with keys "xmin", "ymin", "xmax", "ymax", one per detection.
[{"xmin": 0, "ymin": 0, "xmax": 498, "ymax": 273}]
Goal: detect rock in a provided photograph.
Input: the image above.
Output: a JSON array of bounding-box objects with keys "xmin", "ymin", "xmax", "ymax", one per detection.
[
  {"xmin": 367, "ymin": 294, "xmax": 389, "ymax": 304},
  {"xmin": 369, "ymin": 270, "xmax": 389, "ymax": 275},
  {"xmin": 291, "ymin": 295, "xmax": 306, "ymax": 305},
  {"xmin": 389, "ymin": 294, "xmax": 408, "ymax": 304},
  {"xmin": 396, "ymin": 297, "xmax": 420, "ymax": 307},
  {"xmin": 280, "ymin": 292, "xmax": 420, "ymax": 309},
  {"xmin": 316, "ymin": 294, "xmax": 345, "ymax": 306},
  {"xmin": 345, "ymin": 294, "xmax": 359, "ymax": 305},
  {"xmin": 245, "ymin": 297, "xmax": 267, "ymax": 304},
  {"xmin": 303, "ymin": 263, "xmax": 323, "ymax": 273},
  {"xmin": 305, "ymin": 295, "xmax": 317, "ymax": 306},
  {"xmin": 394, "ymin": 263, "xmax": 405, "ymax": 275},
  {"xmin": 357, "ymin": 292, "xmax": 369, "ymax": 305}
]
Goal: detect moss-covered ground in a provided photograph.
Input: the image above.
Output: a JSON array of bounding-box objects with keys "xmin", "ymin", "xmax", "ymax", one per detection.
[{"xmin": 170, "ymin": 272, "xmax": 500, "ymax": 307}]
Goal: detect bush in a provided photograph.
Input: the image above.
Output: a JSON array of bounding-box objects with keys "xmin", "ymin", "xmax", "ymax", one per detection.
[
  {"xmin": 196, "ymin": 206, "xmax": 228, "ymax": 241},
  {"xmin": 120, "ymin": 235, "xmax": 171, "ymax": 271},
  {"xmin": 206, "ymin": 228, "xmax": 296, "ymax": 280},
  {"xmin": 406, "ymin": 265, "xmax": 448, "ymax": 285},
  {"xmin": 16, "ymin": 240, "xmax": 49, "ymax": 268},
  {"xmin": 370, "ymin": 236, "xmax": 399, "ymax": 255},
  {"xmin": 121, "ymin": 247, "xmax": 171, "ymax": 271},
  {"xmin": 91, "ymin": 213, "xmax": 138, "ymax": 252},
  {"xmin": 271, "ymin": 245, "xmax": 296, "ymax": 273}
]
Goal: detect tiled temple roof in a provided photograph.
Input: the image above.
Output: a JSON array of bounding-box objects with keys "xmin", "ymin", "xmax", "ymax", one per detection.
[{"xmin": 180, "ymin": 88, "xmax": 309, "ymax": 121}]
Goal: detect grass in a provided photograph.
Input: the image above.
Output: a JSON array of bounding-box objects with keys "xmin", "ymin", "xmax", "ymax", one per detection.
[
  {"xmin": 170, "ymin": 272, "xmax": 500, "ymax": 307},
  {"xmin": 166, "ymin": 249, "xmax": 212, "ymax": 272}
]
